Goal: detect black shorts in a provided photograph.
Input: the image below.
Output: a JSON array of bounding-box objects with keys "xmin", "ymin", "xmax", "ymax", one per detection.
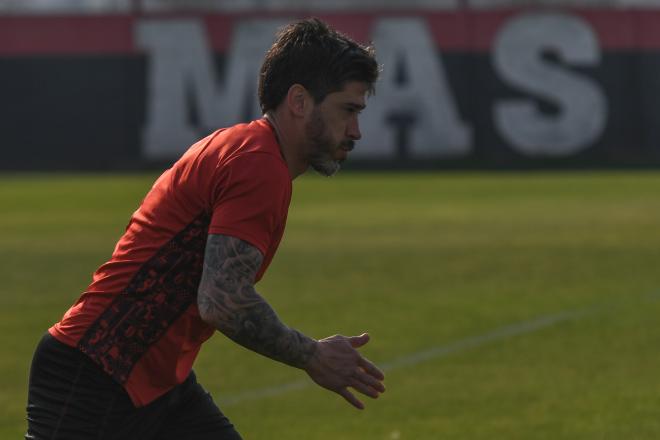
[{"xmin": 25, "ymin": 333, "xmax": 242, "ymax": 440}]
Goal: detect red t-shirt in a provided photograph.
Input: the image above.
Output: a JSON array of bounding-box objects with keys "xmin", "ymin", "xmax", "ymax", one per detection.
[{"xmin": 49, "ymin": 118, "xmax": 291, "ymax": 407}]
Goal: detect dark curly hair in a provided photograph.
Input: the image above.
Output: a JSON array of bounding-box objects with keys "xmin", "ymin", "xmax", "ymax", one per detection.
[{"xmin": 258, "ymin": 18, "xmax": 379, "ymax": 113}]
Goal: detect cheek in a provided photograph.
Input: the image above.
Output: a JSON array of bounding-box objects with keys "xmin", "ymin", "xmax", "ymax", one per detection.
[{"xmin": 330, "ymin": 116, "xmax": 350, "ymax": 139}]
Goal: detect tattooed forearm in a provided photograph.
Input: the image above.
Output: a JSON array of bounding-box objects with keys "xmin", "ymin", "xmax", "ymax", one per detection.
[{"xmin": 198, "ymin": 234, "xmax": 317, "ymax": 369}]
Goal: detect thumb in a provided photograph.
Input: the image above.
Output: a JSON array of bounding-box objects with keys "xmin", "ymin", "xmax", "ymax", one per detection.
[{"xmin": 348, "ymin": 333, "xmax": 370, "ymax": 348}]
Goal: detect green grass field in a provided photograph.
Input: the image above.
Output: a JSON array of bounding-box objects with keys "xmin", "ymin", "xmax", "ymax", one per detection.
[{"xmin": 2, "ymin": 171, "xmax": 660, "ymax": 439}]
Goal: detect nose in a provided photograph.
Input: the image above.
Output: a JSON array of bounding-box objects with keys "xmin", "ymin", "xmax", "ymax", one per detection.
[{"xmin": 347, "ymin": 115, "xmax": 361, "ymax": 141}]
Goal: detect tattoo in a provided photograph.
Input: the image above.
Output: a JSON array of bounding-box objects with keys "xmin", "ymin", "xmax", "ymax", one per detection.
[{"xmin": 198, "ymin": 234, "xmax": 317, "ymax": 369}]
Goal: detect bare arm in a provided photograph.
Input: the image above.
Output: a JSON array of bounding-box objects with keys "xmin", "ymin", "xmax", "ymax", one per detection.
[
  {"xmin": 197, "ymin": 234, "xmax": 317, "ymax": 369},
  {"xmin": 198, "ymin": 233, "xmax": 386, "ymax": 408}
]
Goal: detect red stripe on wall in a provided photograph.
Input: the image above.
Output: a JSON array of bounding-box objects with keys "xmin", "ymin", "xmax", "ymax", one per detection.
[
  {"xmin": 579, "ymin": 9, "xmax": 635, "ymax": 50},
  {"xmin": 0, "ymin": 15, "xmax": 134, "ymax": 55},
  {"xmin": 636, "ymin": 11, "xmax": 660, "ymax": 49},
  {"xmin": 202, "ymin": 12, "xmax": 377, "ymax": 52},
  {"xmin": 203, "ymin": 14, "xmax": 235, "ymax": 53},
  {"xmin": 1, "ymin": 10, "xmax": 660, "ymax": 55}
]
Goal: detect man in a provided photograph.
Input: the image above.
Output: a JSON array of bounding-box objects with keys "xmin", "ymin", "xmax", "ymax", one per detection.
[{"xmin": 25, "ymin": 17, "xmax": 384, "ymax": 440}]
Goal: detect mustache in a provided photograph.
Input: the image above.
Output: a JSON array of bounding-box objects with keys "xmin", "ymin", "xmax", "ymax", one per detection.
[{"xmin": 341, "ymin": 140, "xmax": 355, "ymax": 151}]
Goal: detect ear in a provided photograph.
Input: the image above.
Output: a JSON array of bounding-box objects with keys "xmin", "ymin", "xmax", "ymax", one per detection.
[{"xmin": 285, "ymin": 84, "xmax": 313, "ymax": 118}]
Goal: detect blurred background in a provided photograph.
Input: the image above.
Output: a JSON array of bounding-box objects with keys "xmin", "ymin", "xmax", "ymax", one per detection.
[
  {"xmin": 2, "ymin": 0, "xmax": 660, "ymax": 170},
  {"xmin": 3, "ymin": 1, "xmax": 660, "ymax": 439}
]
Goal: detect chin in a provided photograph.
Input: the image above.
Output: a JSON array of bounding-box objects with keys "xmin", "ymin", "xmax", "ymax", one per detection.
[{"xmin": 311, "ymin": 160, "xmax": 341, "ymax": 177}]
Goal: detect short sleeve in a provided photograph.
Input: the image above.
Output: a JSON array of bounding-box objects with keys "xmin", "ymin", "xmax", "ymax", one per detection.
[{"xmin": 208, "ymin": 152, "xmax": 291, "ymax": 256}]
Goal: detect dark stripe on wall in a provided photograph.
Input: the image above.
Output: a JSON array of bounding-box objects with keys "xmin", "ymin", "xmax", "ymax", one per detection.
[
  {"xmin": 2, "ymin": 52, "xmax": 658, "ymax": 169},
  {"xmin": 0, "ymin": 56, "xmax": 146, "ymax": 170}
]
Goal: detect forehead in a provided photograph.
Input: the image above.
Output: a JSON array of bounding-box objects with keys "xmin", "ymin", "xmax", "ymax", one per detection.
[{"xmin": 325, "ymin": 81, "xmax": 370, "ymax": 106}]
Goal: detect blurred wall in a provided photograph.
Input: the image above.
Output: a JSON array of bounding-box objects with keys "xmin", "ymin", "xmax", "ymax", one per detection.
[
  {"xmin": 4, "ymin": 0, "xmax": 660, "ymax": 13},
  {"xmin": 1, "ymin": 6, "xmax": 660, "ymax": 169}
]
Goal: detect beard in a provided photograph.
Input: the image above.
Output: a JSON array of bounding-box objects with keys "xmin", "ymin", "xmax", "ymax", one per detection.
[
  {"xmin": 305, "ymin": 109, "xmax": 345, "ymax": 177},
  {"xmin": 309, "ymin": 146, "xmax": 341, "ymax": 177}
]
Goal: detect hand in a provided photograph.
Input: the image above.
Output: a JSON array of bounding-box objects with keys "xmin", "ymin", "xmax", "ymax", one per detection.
[{"xmin": 303, "ymin": 333, "xmax": 385, "ymax": 410}]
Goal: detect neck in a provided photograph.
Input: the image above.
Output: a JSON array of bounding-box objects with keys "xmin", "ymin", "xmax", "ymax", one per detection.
[{"xmin": 264, "ymin": 111, "xmax": 308, "ymax": 179}]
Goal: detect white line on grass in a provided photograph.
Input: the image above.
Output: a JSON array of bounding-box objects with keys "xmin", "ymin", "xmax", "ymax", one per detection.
[{"xmin": 218, "ymin": 307, "xmax": 588, "ymax": 407}]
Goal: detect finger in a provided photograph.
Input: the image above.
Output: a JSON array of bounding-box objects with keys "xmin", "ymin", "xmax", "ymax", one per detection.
[
  {"xmin": 338, "ymin": 387, "xmax": 364, "ymax": 410},
  {"xmin": 354, "ymin": 369, "xmax": 386, "ymax": 393},
  {"xmin": 358, "ymin": 356, "xmax": 385, "ymax": 381},
  {"xmin": 349, "ymin": 377, "xmax": 382, "ymax": 399},
  {"xmin": 347, "ymin": 333, "xmax": 370, "ymax": 348}
]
